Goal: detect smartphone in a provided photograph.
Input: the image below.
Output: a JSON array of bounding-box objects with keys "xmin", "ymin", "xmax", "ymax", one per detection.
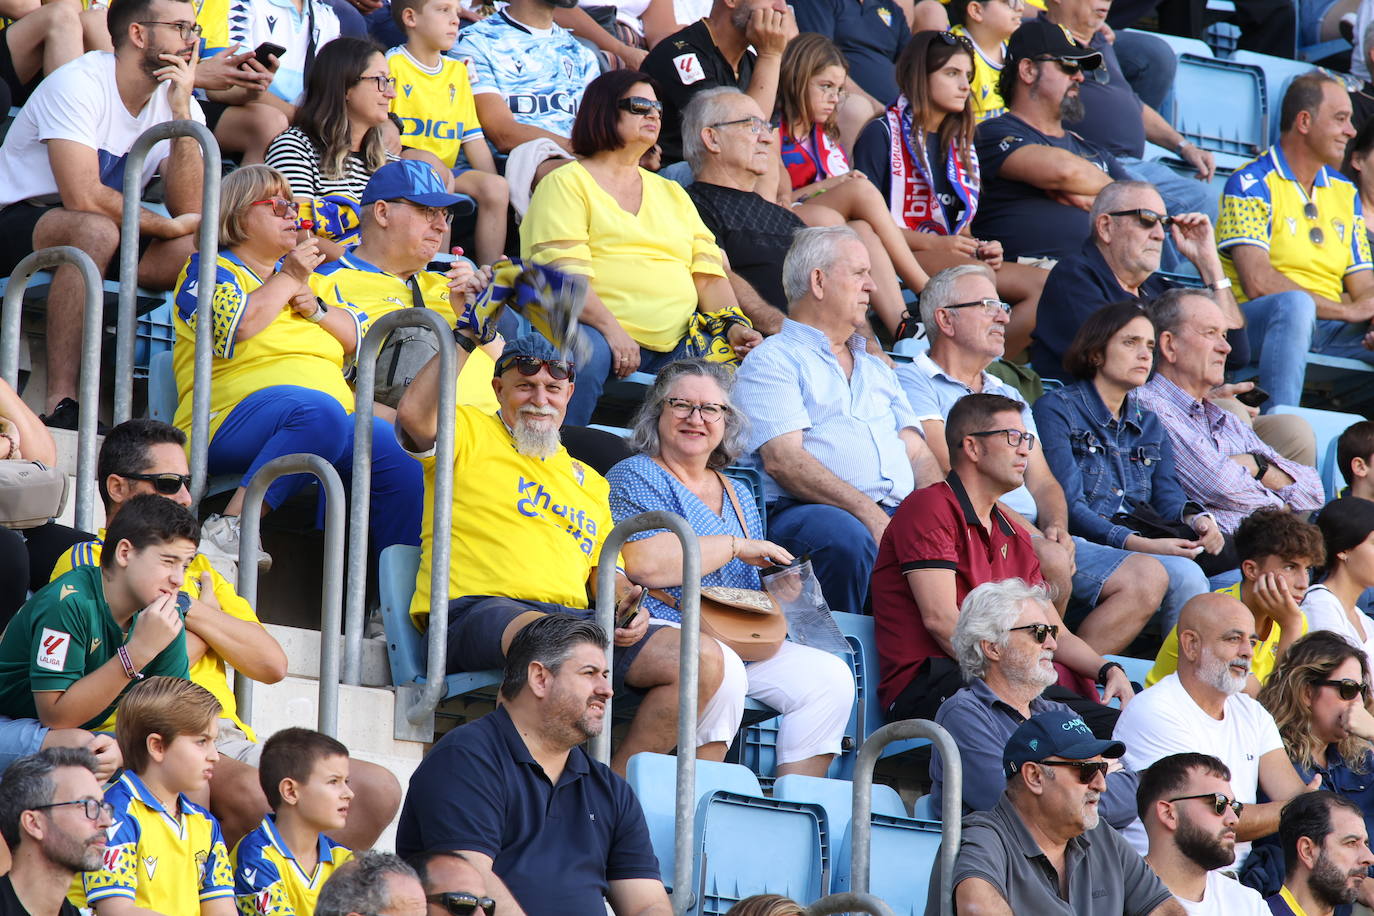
[
  {"xmin": 253, "ymin": 42, "xmax": 286, "ymax": 67},
  {"xmin": 1236, "ymin": 386, "xmax": 1270, "ymax": 409},
  {"xmin": 617, "ymin": 589, "xmax": 647, "ymax": 630}
]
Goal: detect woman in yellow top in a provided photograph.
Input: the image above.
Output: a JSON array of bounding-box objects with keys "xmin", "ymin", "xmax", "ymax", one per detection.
[
  {"xmin": 520, "ymin": 69, "xmax": 762, "ymax": 426},
  {"xmin": 171, "ymin": 165, "xmax": 424, "ymax": 570}
]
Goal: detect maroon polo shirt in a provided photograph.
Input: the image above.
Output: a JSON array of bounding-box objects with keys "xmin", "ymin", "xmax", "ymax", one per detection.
[{"xmin": 871, "ymin": 470, "xmax": 1044, "ymax": 708}]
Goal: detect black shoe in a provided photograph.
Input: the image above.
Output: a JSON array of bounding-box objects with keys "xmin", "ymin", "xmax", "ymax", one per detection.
[{"xmin": 40, "ymin": 399, "xmax": 109, "ymax": 433}]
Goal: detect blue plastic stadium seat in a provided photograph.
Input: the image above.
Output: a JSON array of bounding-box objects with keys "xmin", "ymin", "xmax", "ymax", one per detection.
[
  {"xmin": 1104, "ymin": 654, "xmax": 1154, "ymax": 688},
  {"xmin": 1136, "ymin": 28, "xmax": 1213, "ymax": 59},
  {"xmin": 721, "ymin": 465, "xmax": 766, "ymax": 530},
  {"xmin": 832, "ymin": 611, "xmax": 929, "ymax": 760},
  {"xmin": 1230, "ymin": 51, "xmax": 1336, "ymax": 144},
  {"xmin": 147, "ymin": 351, "xmax": 177, "ymax": 423},
  {"xmin": 1270, "ymin": 404, "xmax": 1368, "ymax": 500},
  {"xmin": 1172, "ymin": 54, "xmax": 1267, "ymax": 155}
]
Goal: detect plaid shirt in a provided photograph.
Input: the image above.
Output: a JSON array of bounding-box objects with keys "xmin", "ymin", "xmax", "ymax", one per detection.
[{"xmin": 1135, "ymin": 374, "xmax": 1324, "ymax": 533}]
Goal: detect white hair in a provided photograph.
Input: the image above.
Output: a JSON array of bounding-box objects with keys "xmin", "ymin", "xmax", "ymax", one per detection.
[
  {"xmin": 682, "ymin": 87, "xmax": 745, "ymax": 175},
  {"xmin": 781, "ymin": 225, "xmax": 861, "ymax": 305},
  {"xmin": 952, "ymin": 578, "xmax": 1055, "ymax": 681}
]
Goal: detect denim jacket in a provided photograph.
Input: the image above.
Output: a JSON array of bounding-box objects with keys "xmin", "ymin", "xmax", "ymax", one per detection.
[{"xmin": 1031, "ymin": 380, "xmax": 1192, "ymax": 548}]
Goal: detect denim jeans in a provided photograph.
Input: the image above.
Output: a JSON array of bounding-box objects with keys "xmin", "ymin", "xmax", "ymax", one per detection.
[
  {"xmin": 1312, "ymin": 317, "xmax": 1374, "ymax": 364},
  {"xmin": 561, "ymin": 325, "xmax": 692, "ymax": 426},
  {"xmin": 1239, "ymin": 289, "xmax": 1317, "ymax": 408}
]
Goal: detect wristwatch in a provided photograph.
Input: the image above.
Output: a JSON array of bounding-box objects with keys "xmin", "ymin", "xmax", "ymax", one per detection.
[
  {"xmin": 1097, "ymin": 661, "xmax": 1125, "ymax": 685},
  {"xmin": 304, "ymin": 298, "xmax": 329, "ymax": 323},
  {"xmin": 452, "ymin": 327, "xmax": 478, "ymax": 353},
  {"xmin": 1249, "ymin": 451, "xmax": 1271, "ymax": 481},
  {"xmin": 1206, "ymin": 278, "xmax": 1232, "ymax": 292}
]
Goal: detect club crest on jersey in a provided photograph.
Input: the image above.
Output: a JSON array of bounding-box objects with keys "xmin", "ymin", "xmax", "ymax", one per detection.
[
  {"xmin": 449, "ymin": 83, "xmax": 457, "ymax": 103},
  {"xmin": 877, "ymin": 6, "xmax": 891, "ymax": 26},
  {"xmin": 1334, "ymin": 218, "xmax": 1346, "ymax": 242}
]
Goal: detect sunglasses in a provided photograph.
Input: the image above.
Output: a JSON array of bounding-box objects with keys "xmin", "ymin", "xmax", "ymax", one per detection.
[
  {"xmin": 617, "ymin": 96, "xmax": 663, "ymax": 115},
  {"xmin": 1317, "ymin": 677, "xmax": 1369, "ymax": 701},
  {"xmin": 426, "ymin": 892, "xmax": 496, "ymax": 915},
  {"xmin": 1109, "ymin": 208, "xmax": 1175, "ymax": 230},
  {"xmin": 1169, "ymin": 792, "xmax": 1244, "ymax": 817},
  {"xmin": 251, "ymin": 197, "xmax": 299, "ymax": 219},
  {"xmin": 494, "ymin": 355, "xmax": 576, "ymax": 382},
  {"xmin": 120, "ymin": 472, "xmax": 192, "ymax": 495},
  {"xmin": 1032, "ymin": 55, "xmax": 1083, "ymax": 75},
  {"xmin": 935, "ymin": 30, "xmax": 975, "ymax": 54},
  {"xmin": 1303, "ymin": 201, "xmax": 1325, "ymax": 246},
  {"xmin": 1008, "ymin": 622, "xmax": 1059, "ymax": 643},
  {"xmin": 968, "ymin": 428, "xmax": 1037, "ymax": 449},
  {"xmin": 1037, "ymin": 759, "xmax": 1110, "ymax": 784}
]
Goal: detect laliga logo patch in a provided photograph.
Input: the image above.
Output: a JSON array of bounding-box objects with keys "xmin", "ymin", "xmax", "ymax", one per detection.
[
  {"xmin": 673, "ymin": 53, "xmax": 704, "ymax": 85},
  {"xmin": 36, "ymin": 628, "xmax": 69, "ymax": 672}
]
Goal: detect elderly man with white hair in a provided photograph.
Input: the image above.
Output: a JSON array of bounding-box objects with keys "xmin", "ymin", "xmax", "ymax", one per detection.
[{"xmin": 930, "ymin": 578, "xmax": 1140, "ymax": 830}]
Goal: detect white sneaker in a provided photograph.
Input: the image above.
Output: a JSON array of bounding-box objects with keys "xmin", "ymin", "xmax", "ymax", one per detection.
[{"xmin": 199, "ymin": 514, "xmax": 272, "ymax": 582}]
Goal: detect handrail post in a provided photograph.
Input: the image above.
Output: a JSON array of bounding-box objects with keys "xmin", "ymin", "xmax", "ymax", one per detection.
[
  {"xmin": 111, "ymin": 121, "xmax": 221, "ymax": 507},
  {"xmin": 593, "ymin": 511, "xmax": 700, "ymax": 916},
  {"xmin": 851, "ymin": 720, "xmax": 961, "ymax": 916},
  {"xmin": 234, "ymin": 454, "xmax": 347, "ymax": 736},
  {"xmin": 0, "ymin": 247, "xmax": 105, "ymax": 532},
  {"xmin": 804, "ymin": 892, "xmax": 896, "ymax": 916},
  {"xmin": 347, "ymin": 310, "xmax": 456, "ymax": 703}
]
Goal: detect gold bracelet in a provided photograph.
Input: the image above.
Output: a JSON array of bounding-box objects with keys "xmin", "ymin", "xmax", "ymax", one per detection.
[{"xmin": 730, "ymin": 535, "xmax": 737, "ymax": 558}]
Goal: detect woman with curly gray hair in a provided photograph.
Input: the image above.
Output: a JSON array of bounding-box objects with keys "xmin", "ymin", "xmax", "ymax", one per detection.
[{"xmin": 607, "ymin": 359, "xmax": 855, "ymax": 777}]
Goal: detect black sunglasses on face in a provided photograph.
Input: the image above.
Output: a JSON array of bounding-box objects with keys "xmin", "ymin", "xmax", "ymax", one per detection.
[
  {"xmin": 1317, "ymin": 678, "xmax": 1369, "ymax": 701},
  {"xmin": 427, "ymin": 892, "xmax": 496, "ymax": 915},
  {"xmin": 1037, "ymin": 760, "xmax": 1110, "ymax": 784},
  {"xmin": 1008, "ymin": 622, "xmax": 1059, "ymax": 643},
  {"xmin": 494, "ymin": 355, "xmax": 576, "ymax": 381},
  {"xmin": 120, "ymin": 472, "xmax": 192, "ymax": 495},
  {"xmin": 1032, "ymin": 55, "xmax": 1081, "ymax": 74},
  {"xmin": 1169, "ymin": 792, "xmax": 1244, "ymax": 817},
  {"xmin": 617, "ymin": 96, "xmax": 663, "ymax": 115},
  {"xmin": 1109, "ymin": 208, "xmax": 1175, "ymax": 230}
]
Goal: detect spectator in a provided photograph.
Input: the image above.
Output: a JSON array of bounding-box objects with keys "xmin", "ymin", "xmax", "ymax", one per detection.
[
  {"xmin": 1341, "ymin": 120, "xmax": 1374, "ymax": 255},
  {"xmin": 791, "ymin": 0, "xmax": 909, "ymax": 123},
  {"xmin": 732, "ymin": 226, "xmax": 944, "ymax": 614},
  {"xmin": 0, "ymin": 0, "xmax": 205, "ymax": 427},
  {"xmin": 75, "ymin": 677, "xmax": 233, "ymax": 914},
  {"xmin": 1138, "ymin": 753, "xmax": 1267, "ymax": 915},
  {"xmin": 1137, "ymin": 290, "xmax": 1325, "ymax": 535},
  {"xmin": 1305, "ymin": 497, "xmax": 1374, "ymax": 666},
  {"xmin": 395, "ymin": 334, "xmax": 741, "ymax": 773},
  {"xmin": 1351, "ymin": 21, "xmax": 1374, "ymax": 132},
  {"xmin": 171, "ymin": 164, "xmax": 423, "ymax": 580},
  {"xmin": 0, "ymin": 747, "xmax": 111, "ymax": 916},
  {"xmin": 1338, "ymin": 421, "xmax": 1374, "ymax": 501},
  {"xmin": 316, "ymin": 851, "xmax": 426, "ymax": 916},
  {"xmin": 1267, "ymin": 792, "xmax": 1374, "ymax": 916},
  {"xmin": 408, "ymin": 850, "xmax": 494, "ymax": 916},
  {"xmin": 905, "ymin": 267, "xmax": 1173, "ymax": 648},
  {"xmin": 521, "ymin": 70, "xmax": 760, "ymax": 426},
  {"xmin": 232, "ymin": 728, "xmax": 355, "ymax": 916},
  {"xmin": 608, "ymin": 360, "xmax": 856, "ymax": 778},
  {"xmin": 550, "ymin": 0, "xmax": 674, "ymax": 71},
  {"xmin": 218, "ymin": 0, "xmax": 341, "ymax": 113},
  {"xmin": 947, "ymin": 0, "xmax": 1023, "ymax": 122},
  {"xmin": 1218, "ymin": 71, "xmax": 1374, "ymax": 371},
  {"xmin": 871, "ymin": 392, "xmax": 1135, "ymax": 722},
  {"xmin": 852, "ymin": 30, "xmax": 1045, "ymax": 351},
  {"xmin": 1145, "ymin": 508, "xmax": 1321, "ymax": 696},
  {"xmin": 1112, "ymin": 593, "xmax": 1320, "ymax": 862},
  {"xmin": 265, "ymin": 37, "xmax": 401, "ymax": 260},
  {"xmin": 724, "ymin": 897, "xmax": 804, "ymax": 916},
  {"xmin": 931, "ymin": 708, "xmax": 1181, "ymax": 915},
  {"xmin": 0, "ymin": 0, "xmax": 105, "ymax": 108},
  {"xmin": 395, "ymin": 615, "xmax": 671, "ymax": 915},
  {"xmin": 931, "ymin": 578, "xmax": 1141, "ymax": 826},
  {"xmin": 387, "ymin": 0, "xmax": 509, "ymax": 265},
  {"xmin": 972, "ymin": 18, "xmax": 1131, "ymax": 263},
  {"xmin": 188, "ymin": 9, "xmax": 286, "ymax": 167}
]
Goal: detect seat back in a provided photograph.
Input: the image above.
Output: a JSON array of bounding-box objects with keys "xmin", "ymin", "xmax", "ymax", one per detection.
[
  {"xmin": 1231, "ymin": 50, "xmax": 1329, "ymax": 144},
  {"xmin": 378, "ymin": 544, "xmax": 425, "ymax": 687},
  {"xmin": 1269, "ymin": 404, "xmax": 1367, "ymax": 500},
  {"xmin": 831, "ymin": 612, "xmax": 929, "ymax": 759},
  {"xmin": 721, "ymin": 465, "xmax": 766, "ymax": 530},
  {"xmin": 1173, "ymin": 54, "xmax": 1268, "ymax": 155},
  {"xmin": 148, "ymin": 350, "xmax": 177, "ymax": 423},
  {"xmin": 695, "ymin": 791, "xmax": 828, "ymax": 915},
  {"xmin": 860, "ymin": 816, "xmax": 945, "ymax": 916}
]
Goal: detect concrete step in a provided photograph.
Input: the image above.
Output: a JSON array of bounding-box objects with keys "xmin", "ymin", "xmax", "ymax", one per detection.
[{"xmin": 265, "ymin": 623, "xmax": 393, "ymax": 688}]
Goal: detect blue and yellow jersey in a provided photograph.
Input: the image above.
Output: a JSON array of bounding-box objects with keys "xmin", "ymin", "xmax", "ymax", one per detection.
[
  {"xmin": 952, "ymin": 26, "xmax": 1006, "ymax": 122},
  {"xmin": 172, "ymin": 250, "xmax": 368, "ymax": 445},
  {"xmin": 74, "ymin": 771, "xmax": 234, "ymax": 912},
  {"xmin": 387, "ymin": 46, "xmax": 483, "ymax": 168},
  {"xmin": 51, "ymin": 531, "xmax": 261, "ymax": 741},
  {"xmin": 1218, "ymin": 144, "xmax": 1373, "ymax": 303},
  {"xmin": 232, "ymin": 815, "xmax": 352, "ymax": 915},
  {"xmin": 193, "ymin": 0, "xmax": 231, "ymax": 57}
]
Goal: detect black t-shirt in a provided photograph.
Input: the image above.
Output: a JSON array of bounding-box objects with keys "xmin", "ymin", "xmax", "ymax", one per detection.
[
  {"xmin": 1065, "ymin": 30, "xmax": 1146, "ymax": 159},
  {"xmin": 642, "ymin": 20, "xmax": 755, "ymax": 162},
  {"xmin": 686, "ymin": 181, "xmax": 803, "ymax": 309},
  {"xmin": 792, "ymin": 0, "xmax": 909, "ymax": 105},
  {"xmin": 0, "ymin": 874, "xmax": 80, "ymax": 916},
  {"xmin": 972, "ymin": 112, "xmax": 1130, "ymax": 261}
]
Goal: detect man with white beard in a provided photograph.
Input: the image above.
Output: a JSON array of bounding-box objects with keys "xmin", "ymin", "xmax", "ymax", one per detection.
[
  {"xmin": 1113, "ymin": 593, "xmax": 1321, "ymax": 864},
  {"xmin": 929, "ymin": 578, "xmax": 1140, "ymax": 829},
  {"xmin": 396, "ymin": 334, "xmax": 744, "ymax": 776}
]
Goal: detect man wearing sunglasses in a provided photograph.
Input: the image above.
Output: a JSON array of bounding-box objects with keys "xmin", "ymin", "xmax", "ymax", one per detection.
[
  {"xmin": 1219, "ymin": 70, "xmax": 1374, "ymax": 376},
  {"xmin": 408, "ymin": 849, "xmax": 496, "ymax": 916},
  {"xmin": 1268, "ymin": 792, "xmax": 1374, "ymax": 916},
  {"xmin": 1139, "ymin": 753, "xmax": 1267, "ymax": 914},
  {"xmin": 935, "ymin": 708, "xmax": 1183, "ymax": 916}
]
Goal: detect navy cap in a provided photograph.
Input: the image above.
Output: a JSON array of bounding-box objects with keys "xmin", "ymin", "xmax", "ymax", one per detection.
[
  {"xmin": 361, "ymin": 160, "xmax": 464, "ymax": 208},
  {"xmin": 1006, "ymin": 18, "xmax": 1104, "ymax": 71},
  {"xmin": 1003, "ymin": 709, "xmax": 1125, "ymax": 777},
  {"xmin": 494, "ymin": 335, "xmax": 574, "ymax": 377}
]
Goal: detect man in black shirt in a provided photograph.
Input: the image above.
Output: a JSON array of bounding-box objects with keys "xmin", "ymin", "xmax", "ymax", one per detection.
[{"xmin": 0, "ymin": 747, "xmax": 108, "ymax": 916}]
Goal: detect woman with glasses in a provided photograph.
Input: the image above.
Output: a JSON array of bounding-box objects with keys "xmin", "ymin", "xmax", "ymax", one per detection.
[
  {"xmin": 1032, "ymin": 302, "xmax": 1219, "ymax": 637},
  {"xmin": 606, "ymin": 360, "xmax": 855, "ymax": 777},
  {"xmin": 1304, "ymin": 497, "xmax": 1374, "ymax": 668},
  {"xmin": 852, "ymin": 30, "xmax": 1045, "ymax": 355},
  {"xmin": 522, "ymin": 70, "xmax": 761, "ymax": 426},
  {"xmin": 171, "ymin": 165, "xmax": 423, "ymax": 574},
  {"xmin": 265, "ymin": 37, "xmax": 401, "ymax": 262}
]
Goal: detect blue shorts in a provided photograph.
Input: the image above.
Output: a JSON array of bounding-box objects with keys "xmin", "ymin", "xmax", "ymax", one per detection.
[
  {"xmin": 1065, "ymin": 536, "xmax": 1131, "ymax": 626},
  {"xmin": 0, "ymin": 716, "xmax": 49, "ymax": 775}
]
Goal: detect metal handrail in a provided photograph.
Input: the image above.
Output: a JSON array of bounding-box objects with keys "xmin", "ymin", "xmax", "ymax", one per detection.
[
  {"xmin": 851, "ymin": 720, "xmax": 961, "ymax": 916},
  {"xmin": 593, "ymin": 511, "xmax": 701, "ymax": 916},
  {"xmin": 345, "ymin": 309, "xmax": 455, "ymax": 696},
  {"xmin": 805, "ymin": 892, "xmax": 896, "ymax": 916},
  {"xmin": 110, "ymin": 121, "xmax": 221, "ymax": 503},
  {"xmin": 0, "ymin": 247, "xmax": 104, "ymax": 531},
  {"xmin": 233, "ymin": 454, "xmax": 346, "ymax": 737}
]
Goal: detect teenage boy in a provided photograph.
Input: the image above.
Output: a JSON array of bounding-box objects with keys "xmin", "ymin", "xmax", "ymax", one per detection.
[
  {"xmin": 1146, "ymin": 508, "xmax": 1325, "ymax": 695},
  {"xmin": 1337, "ymin": 420, "xmax": 1374, "ymax": 501},
  {"xmin": 948, "ymin": 0, "xmax": 1025, "ymax": 122},
  {"xmin": 388, "ymin": 0, "xmax": 509, "ymax": 265},
  {"xmin": 75, "ymin": 676, "xmax": 235, "ymax": 915},
  {"xmin": 233, "ymin": 728, "xmax": 355, "ymax": 916},
  {"xmin": 0, "ymin": 494, "xmax": 194, "ymax": 734}
]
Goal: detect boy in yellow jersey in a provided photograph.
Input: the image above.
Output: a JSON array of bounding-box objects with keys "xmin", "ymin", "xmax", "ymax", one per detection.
[
  {"xmin": 75, "ymin": 676, "xmax": 236, "ymax": 915},
  {"xmin": 388, "ymin": 0, "xmax": 509, "ymax": 265},
  {"xmin": 948, "ymin": 0, "xmax": 1025, "ymax": 121},
  {"xmin": 232, "ymin": 728, "xmax": 355, "ymax": 916},
  {"xmin": 1146, "ymin": 508, "xmax": 1323, "ymax": 696}
]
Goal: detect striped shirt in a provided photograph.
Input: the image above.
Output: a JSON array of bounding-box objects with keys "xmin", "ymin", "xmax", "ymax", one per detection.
[
  {"xmin": 263, "ymin": 127, "xmax": 399, "ymax": 245},
  {"xmin": 1134, "ymin": 373, "xmax": 1323, "ymax": 533}
]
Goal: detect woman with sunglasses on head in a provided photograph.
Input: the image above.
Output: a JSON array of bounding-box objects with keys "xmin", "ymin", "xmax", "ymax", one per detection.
[
  {"xmin": 852, "ymin": 30, "xmax": 1044, "ymax": 355},
  {"xmin": 265, "ymin": 37, "xmax": 401, "ymax": 263},
  {"xmin": 171, "ymin": 165, "xmax": 427, "ymax": 576},
  {"xmin": 606, "ymin": 360, "xmax": 855, "ymax": 777},
  {"xmin": 522, "ymin": 71, "xmax": 762, "ymax": 427},
  {"xmin": 1303, "ymin": 497, "xmax": 1374, "ymax": 669}
]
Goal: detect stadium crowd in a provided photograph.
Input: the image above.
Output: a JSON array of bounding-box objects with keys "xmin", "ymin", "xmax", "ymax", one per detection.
[{"xmin": 5, "ymin": 0, "xmax": 1374, "ymax": 909}]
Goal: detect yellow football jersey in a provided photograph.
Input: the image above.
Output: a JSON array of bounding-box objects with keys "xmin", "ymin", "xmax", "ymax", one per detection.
[
  {"xmin": 233, "ymin": 815, "xmax": 353, "ymax": 916},
  {"xmin": 387, "ymin": 46, "xmax": 484, "ymax": 168},
  {"xmin": 952, "ymin": 25, "xmax": 1007, "ymax": 122}
]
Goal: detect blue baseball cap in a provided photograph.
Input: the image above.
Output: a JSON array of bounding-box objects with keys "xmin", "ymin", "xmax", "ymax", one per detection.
[
  {"xmin": 361, "ymin": 160, "xmax": 464, "ymax": 208},
  {"xmin": 494, "ymin": 335, "xmax": 576, "ymax": 378},
  {"xmin": 1003, "ymin": 709, "xmax": 1125, "ymax": 777}
]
